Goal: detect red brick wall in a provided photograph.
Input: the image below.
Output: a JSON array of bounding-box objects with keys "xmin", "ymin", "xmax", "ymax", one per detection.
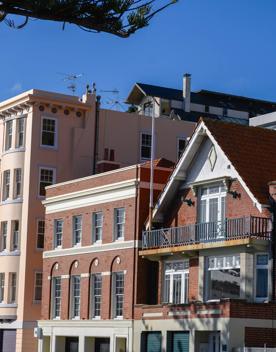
[
  {"xmin": 188, "ymin": 257, "xmax": 199, "ymax": 301},
  {"xmin": 245, "ymin": 327, "xmax": 276, "ymax": 347}
]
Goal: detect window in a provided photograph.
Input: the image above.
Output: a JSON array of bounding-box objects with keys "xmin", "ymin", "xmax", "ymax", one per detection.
[
  {"xmin": 39, "ymin": 168, "xmax": 55, "ymax": 197},
  {"xmin": 36, "ymin": 220, "xmax": 45, "ymax": 249},
  {"xmin": 113, "ymin": 272, "xmax": 124, "ymax": 318},
  {"xmin": 9, "ymin": 273, "xmax": 16, "ymax": 303},
  {"xmin": 114, "ymin": 208, "xmax": 125, "ymax": 240},
  {"xmin": 34, "ymin": 272, "xmax": 43, "ymax": 301},
  {"xmin": 3, "ymin": 170, "xmax": 10, "ymax": 201},
  {"xmin": 223, "ymin": 107, "xmax": 228, "ymax": 116},
  {"xmin": 206, "ymin": 255, "xmax": 240, "ymax": 300},
  {"xmin": 163, "ymin": 261, "xmax": 189, "ymax": 304},
  {"xmin": 5, "ymin": 120, "xmax": 13, "ymax": 150},
  {"xmin": 205, "ymin": 105, "xmax": 210, "ymax": 113},
  {"xmin": 256, "ymin": 253, "xmax": 269, "ymax": 301},
  {"xmin": 41, "ymin": 117, "xmax": 57, "ymax": 147},
  {"xmin": 54, "ymin": 219, "xmax": 63, "ymax": 248},
  {"xmin": 177, "ymin": 138, "xmax": 186, "ymax": 160},
  {"xmin": 141, "ymin": 332, "xmax": 162, "ymax": 352},
  {"xmin": 143, "ymin": 102, "xmax": 153, "ymax": 117},
  {"xmin": 14, "ymin": 169, "xmax": 22, "ymax": 199},
  {"xmin": 1, "ymin": 222, "xmax": 7, "ymax": 251},
  {"xmin": 16, "ymin": 118, "xmax": 25, "ymax": 148},
  {"xmin": 92, "ymin": 212, "xmax": 103, "ymax": 243},
  {"xmin": 12, "ymin": 220, "xmax": 19, "ymax": 251},
  {"xmin": 160, "ymin": 100, "xmax": 170, "ymax": 116},
  {"xmin": 91, "ymin": 274, "xmax": 102, "ymax": 318},
  {"xmin": 198, "ymin": 184, "xmax": 226, "ymax": 240},
  {"xmin": 0, "ymin": 273, "xmax": 4, "ymax": 302},
  {"xmin": 52, "ymin": 276, "xmax": 61, "ymax": 318},
  {"xmin": 71, "ymin": 275, "xmax": 81, "ymax": 318},
  {"xmin": 140, "ymin": 133, "xmax": 152, "ymax": 160},
  {"xmin": 73, "ymin": 216, "xmax": 82, "ymax": 246}
]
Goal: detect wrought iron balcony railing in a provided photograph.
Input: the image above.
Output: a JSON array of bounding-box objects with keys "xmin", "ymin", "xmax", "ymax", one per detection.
[{"xmin": 142, "ymin": 216, "xmax": 271, "ymax": 250}]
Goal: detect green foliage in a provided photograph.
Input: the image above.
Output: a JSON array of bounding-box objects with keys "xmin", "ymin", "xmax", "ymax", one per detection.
[{"xmin": 0, "ymin": 0, "xmax": 177, "ymax": 37}]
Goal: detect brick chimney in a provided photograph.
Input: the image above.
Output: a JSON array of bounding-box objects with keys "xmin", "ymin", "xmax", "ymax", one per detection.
[{"xmin": 183, "ymin": 73, "xmax": 191, "ymax": 112}]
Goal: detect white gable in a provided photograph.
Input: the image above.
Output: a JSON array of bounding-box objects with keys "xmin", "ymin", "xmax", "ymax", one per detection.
[{"xmin": 185, "ymin": 138, "xmax": 237, "ymax": 185}]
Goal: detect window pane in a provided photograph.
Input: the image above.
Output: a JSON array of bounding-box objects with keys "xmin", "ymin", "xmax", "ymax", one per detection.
[
  {"xmin": 73, "ymin": 216, "xmax": 82, "ymax": 245},
  {"xmin": 208, "ymin": 268, "xmax": 240, "ymax": 300},
  {"xmin": 39, "ymin": 169, "xmax": 54, "ymax": 196},
  {"xmin": 17, "ymin": 118, "xmax": 25, "ymax": 148},
  {"xmin": 0, "ymin": 273, "xmax": 5, "ymax": 302},
  {"xmin": 5, "ymin": 120, "xmax": 12, "ymax": 150},
  {"xmin": 256, "ymin": 269, "xmax": 268, "ymax": 298},
  {"xmin": 172, "ymin": 274, "xmax": 182, "ymax": 304},
  {"xmin": 55, "ymin": 219, "xmax": 63, "ymax": 248},
  {"xmin": 115, "ymin": 208, "xmax": 125, "ymax": 240},
  {"xmin": 37, "ymin": 220, "xmax": 45, "ymax": 249},
  {"xmin": 35, "ymin": 273, "xmax": 43, "ymax": 301},
  {"xmin": 71, "ymin": 276, "xmax": 81, "ymax": 318},
  {"xmin": 93, "ymin": 212, "xmax": 103, "ymax": 242},
  {"xmin": 91, "ymin": 274, "xmax": 102, "ymax": 318},
  {"xmin": 114, "ymin": 272, "xmax": 124, "ymax": 317},
  {"xmin": 141, "ymin": 133, "xmax": 152, "ymax": 159},
  {"xmin": 53, "ymin": 277, "xmax": 61, "ymax": 318},
  {"xmin": 42, "ymin": 118, "xmax": 56, "ymax": 146}
]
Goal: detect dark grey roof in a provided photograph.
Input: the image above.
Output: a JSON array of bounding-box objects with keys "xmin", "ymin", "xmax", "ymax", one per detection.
[
  {"xmin": 172, "ymin": 109, "xmax": 248, "ymax": 125},
  {"xmin": 127, "ymin": 83, "xmax": 276, "ymax": 115}
]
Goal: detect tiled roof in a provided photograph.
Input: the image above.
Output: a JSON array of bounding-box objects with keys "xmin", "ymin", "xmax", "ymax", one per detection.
[
  {"xmin": 141, "ymin": 158, "xmax": 175, "ymax": 169},
  {"xmin": 203, "ymin": 118, "xmax": 276, "ymax": 205}
]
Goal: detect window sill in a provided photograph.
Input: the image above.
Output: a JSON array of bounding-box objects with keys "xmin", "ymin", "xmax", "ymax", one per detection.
[
  {"xmin": 40, "ymin": 144, "xmax": 58, "ymax": 151},
  {"xmin": 0, "ymin": 303, "xmax": 17, "ymax": 308},
  {"xmin": 113, "ymin": 316, "xmax": 123, "ymax": 320},
  {"xmin": 2, "ymin": 148, "xmax": 25, "ymax": 156},
  {"xmin": 54, "ymin": 246, "xmax": 62, "ymax": 250},
  {"xmin": 71, "ymin": 317, "xmax": 80, "ymax": 320},
  {"xmin": 92, "ymin": 316, "xmax": 101, "ymax": 320},
  {"xmin": 0, "ymin": 199, "xmax": 23, "ymax": 205},
  {"xmin": 115, "ymin": 237, "xmax": 124, "ymax": 242},
  {"xmin": 0, "ymin": 250, "xmax": 20, "ymax": 256}
]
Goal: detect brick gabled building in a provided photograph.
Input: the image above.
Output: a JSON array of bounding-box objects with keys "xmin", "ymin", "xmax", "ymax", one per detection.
[
  {"xmin": 136, "ymin": 119, "xmax": 276, "ymax": 352},
  {"xmin": 37, "ymin": 159, "xmax": 173, "ymax": 352}
]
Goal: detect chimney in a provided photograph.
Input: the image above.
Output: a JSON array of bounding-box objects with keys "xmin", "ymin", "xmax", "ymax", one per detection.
[{"xmin": 183, "ymin": 73, "xmax": 191, "ymax": 112}]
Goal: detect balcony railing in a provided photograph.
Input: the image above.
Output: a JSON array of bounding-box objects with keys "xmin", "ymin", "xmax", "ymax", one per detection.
[{"xmin": 142, "ymin": 216, "xmax": 271, "ymax": 250}]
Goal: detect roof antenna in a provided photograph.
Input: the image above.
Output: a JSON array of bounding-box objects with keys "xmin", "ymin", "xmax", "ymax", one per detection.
[{"xmin": 57, "ymin": 72, "xmax": 83, "ymax": 95}]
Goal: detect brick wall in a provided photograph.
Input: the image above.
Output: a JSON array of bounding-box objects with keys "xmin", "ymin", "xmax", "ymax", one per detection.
[{"xmin": 245, "ymin": 327, "xmax": 276, "ymax": 347}]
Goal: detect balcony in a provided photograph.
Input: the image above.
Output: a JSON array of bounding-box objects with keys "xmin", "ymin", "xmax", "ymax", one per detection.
[{"xmin": 141, "ymin": 216, "xmax": 271, "ymax": 255}]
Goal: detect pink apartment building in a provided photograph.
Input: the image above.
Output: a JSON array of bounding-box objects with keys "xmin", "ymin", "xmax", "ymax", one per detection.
[{"xmin": 0, "ymin": 87, "xmax": 195, "ymax": 352}]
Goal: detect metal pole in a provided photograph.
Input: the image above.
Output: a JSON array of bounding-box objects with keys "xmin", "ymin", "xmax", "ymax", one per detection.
[{"xmin": 149, "ymin": 101, "xmax": 155, "ymax": 231}]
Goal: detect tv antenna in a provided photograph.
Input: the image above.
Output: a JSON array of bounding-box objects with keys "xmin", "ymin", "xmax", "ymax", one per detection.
[
  {"xmin": 100, "ymin": 89, "xmax": 124, "ymax": 111},
  {"xmin": 58, "ymin": 72, "xmax": 83, "ymax": 95}
]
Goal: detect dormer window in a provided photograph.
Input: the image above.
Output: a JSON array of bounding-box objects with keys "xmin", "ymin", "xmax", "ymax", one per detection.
[{"xmin": 143, "ymin": 102, "xmax": 153, "ymax": 117}]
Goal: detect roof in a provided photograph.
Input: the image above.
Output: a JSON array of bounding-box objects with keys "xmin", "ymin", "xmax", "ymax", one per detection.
[
  {"xmin": 141, "ymin": 158, "xmax": 175, "ymax": 169},
  {"xmin": 126, "ymin": 83, "xmax": 276, "ymax": 114},
  {"xmin": 151, "ymin": 119, "xmax": 276, "ymax": 223},
  {"xmin": 202, "ymin": 118, "xmax": 276, "ymax": 205}
]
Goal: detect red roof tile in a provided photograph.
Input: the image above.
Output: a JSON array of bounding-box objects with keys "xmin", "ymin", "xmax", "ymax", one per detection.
[{"xmin": 202, "ymin": 118, "xmax": 276, "ymax": 205}]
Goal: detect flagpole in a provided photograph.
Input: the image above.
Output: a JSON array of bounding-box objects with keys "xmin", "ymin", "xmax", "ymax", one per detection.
[{"xmin": 149, "ymin": 100, "xmax": 155, "ymax": 231}]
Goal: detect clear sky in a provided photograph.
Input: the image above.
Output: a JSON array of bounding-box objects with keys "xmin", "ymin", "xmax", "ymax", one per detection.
[{"xmin": 1, "ymin": 0, "xmax": 276, "ymax": 108}]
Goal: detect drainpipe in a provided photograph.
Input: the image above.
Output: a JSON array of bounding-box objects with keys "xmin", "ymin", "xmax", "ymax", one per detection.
[{"xmin": 92, "ymin": 95, "xmax": 101, "ymax": 174}]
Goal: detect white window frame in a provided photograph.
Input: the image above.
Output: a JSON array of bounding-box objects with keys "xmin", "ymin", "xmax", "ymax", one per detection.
[
  {"xmin": 34, "ymin": 272, "xmax": 43, "ymax": 302},
  {"xmin": 140, "ymin": 132, "xmax": 152, "ymax": 161},
  {"xmin": 13, "ymin": 168, "xmax": 22, "ymax": 199},
  {"xmin": 12, "ymin": 220, "xmax": 19, "ymax": 251},
  {"xmin": 54, "ymin": 219, "xmax": 63, "ymax": 249},
  {"xmin": 114, "ymin": 208, "xmax": 125, "ymax": 241},
  {"xmin": 2, "ymin": 170, "xmax": 11, "ymax": 201},
  {"xmin": 9, "ymin": 272, "xmax": 16, "ymax": 304},
  {"xmin": 177, "ymin": 137, "xmax": 186, "ymax": 160},
  {"xmin": 255, "ymin": 253, "xmax": 270, "ymax": 302},
  {"xmin": 72, "ymin": 215, "xmax": 82, "ymax": 246},
  {"xmin": 52, "ymin": 276, "xmax": 61, "ymax": 319},
  {"xmin": 1, "ymin": 221, "xmax": 8, "ymax": 251},
  {"xmin": 70, "ymin": 275, "xmax": 81, "ymax": 319},
  {"xmin": 0, "ymin": 273, "xmax": 5, "ymax": 303},
  {"xmin": 92, "ymin": 212, "xmax": 103, "ymax": 243},
  {"xmin": 112, "ymin": 271, "xmax": 124, "ymax": 319},
  {"xmin": 16, "ymin": 117, "xmax": 25, "ymax": 149},
  {"xmin": 40, "ymin": 116, "xmax": 58, "ymax": 149},
  {"xmin": 38, "ymin": 167, "xmax": 56, "ymax": 197},
  {"xmin": 90, "ymin": 273, "xmax": 102, "ymax": 319},
  {"xmin": 199, "ymin": 184, "xmax": 227, "ymax": 223},
  {"xmin": 163, "ymin": 260, "xmax": 189, "ymax": 304},
  {"xmin": 4, "ymin": 119, "xmax": 13, "ymax": 151},
  {"xmin": 36, "ymin": 219, "xmax": 45, "ymax": 250}
]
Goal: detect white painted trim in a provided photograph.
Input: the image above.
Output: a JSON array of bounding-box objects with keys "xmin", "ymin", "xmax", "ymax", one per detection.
[
  {"xmin": 44, "ymin": 179, "xmax": 138, "ymax": 214},
  {"xmin": 40, "ymin": 115, "xmax": 58, "ymax": 150},
  {"xmin": 43, "ymin": 240, "xmax": 141, "ymax": 258},
  {"xmin": 81, "ymin": 273, "xmax": 89, "ymax": 278},
  {"xmin": 101, "ymin": 272, "xmax": 111, "ymax": 276},
  {"xmin": 143, "ymin": 312, "xmax": 163, "ymax": 318}
]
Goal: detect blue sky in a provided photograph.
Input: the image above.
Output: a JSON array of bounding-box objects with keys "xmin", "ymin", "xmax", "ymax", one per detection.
[{"xmin": 1, "ymin": 0, "xmax": 276, "ymax": 108}]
